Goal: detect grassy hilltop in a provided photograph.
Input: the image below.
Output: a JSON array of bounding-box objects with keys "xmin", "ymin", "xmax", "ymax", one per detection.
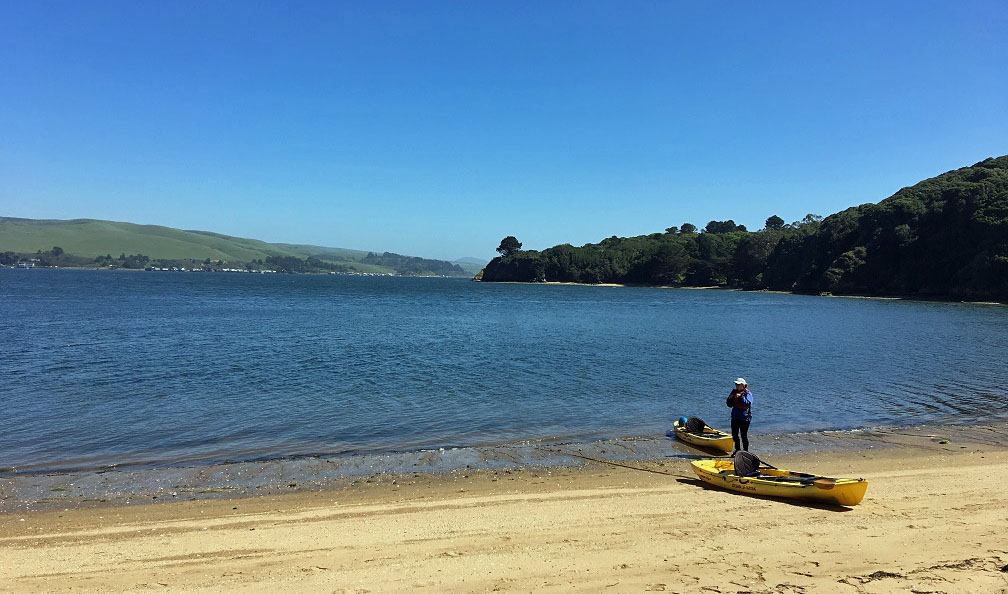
[
  {"xmin": 0, "ymin": 218, "xmax": 472, "ymax": 276},
  {"xmin": 1, "ymin": 218, "xmax": 313, "ymax": 261}
]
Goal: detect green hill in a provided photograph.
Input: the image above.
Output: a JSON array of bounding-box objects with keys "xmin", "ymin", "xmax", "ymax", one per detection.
[
  {"xmin": 268, "ymin": 242, "xmax": 370, "ymax": 260},
  {"xmin": 0, "ymin": 218, "xmax": 287, "ymax": 261},
  {"xmin": 481, "ymin": 155, "xmax": 1008, "ymax": 301},
  {"xmin": 766, "ymin": 156, "xmax": 1008, "ymax": 299},
  {"xmin": 0, "ymin": 217, "xmax": 468, "ymax": 276}
]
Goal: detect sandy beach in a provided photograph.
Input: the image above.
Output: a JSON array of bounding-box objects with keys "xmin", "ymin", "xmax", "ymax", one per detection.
[{"xmin": 2, "ymin": 425, "xmax": 1007, "ymax": 593}]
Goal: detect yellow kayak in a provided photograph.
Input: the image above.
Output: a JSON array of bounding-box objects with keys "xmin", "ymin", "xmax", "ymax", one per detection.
[
  {"xmin": 691, "ymin": 457, "xmax": 868, "ymax": 506},
  {"xmin": 672, "ymin": 417, "xmax": 734, "ymax": 453}
]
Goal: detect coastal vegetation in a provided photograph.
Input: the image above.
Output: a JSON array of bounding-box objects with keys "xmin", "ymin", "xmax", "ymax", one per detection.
[
  {"xmin": 0, "ymin": 218, "xmax": 470, "ymax": 276},
  {"xmin": 481, "ymin": 156, "xmax": 1008, "ymax": 301}
]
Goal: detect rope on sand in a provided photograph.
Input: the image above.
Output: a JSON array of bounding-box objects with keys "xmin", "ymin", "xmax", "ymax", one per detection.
[{"xmin": 537, "ymin": 446, "xmax": 694, "ymax": 480}]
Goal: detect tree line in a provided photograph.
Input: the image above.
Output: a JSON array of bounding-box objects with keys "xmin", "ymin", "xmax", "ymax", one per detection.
[
  {"xmin": 361, "ymin": 252, "xmax": 468, "ymax": 276},
  {"xmin": 481, "ymin": 155, "xmax": 1008, "ymax": 301},
  {"xmin": 2, "ymin": 246, "xmax": 470, "ymax": 277}
]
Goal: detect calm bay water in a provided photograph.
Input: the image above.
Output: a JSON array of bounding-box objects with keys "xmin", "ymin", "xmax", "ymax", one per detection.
[{"xmin": 2, "ymin": 269, "xmax": 1007, "ymax": 473}]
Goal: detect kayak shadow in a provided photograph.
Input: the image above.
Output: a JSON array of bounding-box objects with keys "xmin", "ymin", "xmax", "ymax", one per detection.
[
  {"xmin": 674, "ymin": 477, "xmax": 856, "ymax": 512},
  {"xmin": 667, "ymin": 432, "xmax": 747, "ymax": 457}
]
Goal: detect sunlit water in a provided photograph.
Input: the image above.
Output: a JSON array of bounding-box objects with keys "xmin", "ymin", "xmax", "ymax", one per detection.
[{"xmin": 2, "ymin": 269, "xmax": 1006, "ymax": 472}]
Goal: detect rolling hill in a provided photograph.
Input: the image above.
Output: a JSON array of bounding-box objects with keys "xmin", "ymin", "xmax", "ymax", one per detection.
[{"xmin": 0, "ymin": 217, "xmax": 469, "ymax": 276}]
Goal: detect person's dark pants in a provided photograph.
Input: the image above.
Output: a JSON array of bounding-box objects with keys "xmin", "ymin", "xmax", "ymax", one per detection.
[{"xmin": 731, "ymin": 418, "xmax": 750, "ymax": 452}]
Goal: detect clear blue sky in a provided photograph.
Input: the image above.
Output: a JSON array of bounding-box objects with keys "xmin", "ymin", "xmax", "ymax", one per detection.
[{"xmin": 2, "ymin": 1, "xmax": 1006, "ymax": 261}]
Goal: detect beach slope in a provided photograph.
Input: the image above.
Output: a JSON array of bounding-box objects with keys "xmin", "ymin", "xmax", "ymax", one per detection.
[{"xmin": 2, "ymin": 446, "xmax": 1007, "ymax": 593}]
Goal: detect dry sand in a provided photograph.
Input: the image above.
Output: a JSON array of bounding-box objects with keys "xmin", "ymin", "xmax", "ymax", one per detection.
[{"xmin": 2, "ymin": 434, "xmax": 1008, "ymax": 593}]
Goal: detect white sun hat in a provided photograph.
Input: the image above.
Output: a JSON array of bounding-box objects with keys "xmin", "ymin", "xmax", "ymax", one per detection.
[{"xmin": 734, "ymin": 377, "xmax": 747, "ymax": 386}]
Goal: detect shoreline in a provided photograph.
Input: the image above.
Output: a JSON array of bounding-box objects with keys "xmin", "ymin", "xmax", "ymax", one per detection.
[
  {"xmin": 5, "ymin": 268, "xmax": 999, "ymax": 302},
  {"xmin": 2, "ymin": 423, "xmax": 1007, "ymax": 593},
  {"xmin": 0, "ymin": 266, "xmax": 471, "ymax": 278},
  {"xmin": 4, "ymin": 421, "xmax": 1005, "ymax": 514},
  {"xmin": 486, "ymin": 279, "xmax": 1008, "ymax": 305}
]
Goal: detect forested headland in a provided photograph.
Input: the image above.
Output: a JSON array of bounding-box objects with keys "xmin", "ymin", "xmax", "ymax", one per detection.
[{"xmin": 480, "ymin": 156, "xmax": 1008, "ymax": 301}]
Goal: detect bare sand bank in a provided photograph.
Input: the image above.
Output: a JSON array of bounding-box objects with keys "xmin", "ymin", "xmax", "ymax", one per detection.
[{"xmin": 2, "ymin": 425, "xmax": 1007, "ymax": 593}]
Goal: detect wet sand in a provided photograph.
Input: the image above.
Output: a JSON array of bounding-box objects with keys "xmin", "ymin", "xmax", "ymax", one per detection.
[
  {"xmin": 2, "ymin": 423, "xmax": 1008, "ymax": 593},
  {"xmin": 4, "ymin": 423, "xmax": 1003, "ymax": 513}
]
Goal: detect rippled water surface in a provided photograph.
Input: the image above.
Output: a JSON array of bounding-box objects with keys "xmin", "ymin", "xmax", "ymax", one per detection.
[{"xmin": 2, "ymin": 269, "xmax": 1006, "ymax": 471}]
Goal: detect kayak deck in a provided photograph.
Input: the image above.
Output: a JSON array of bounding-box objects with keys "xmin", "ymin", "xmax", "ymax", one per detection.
[
  {"xmin": 672, "ymin": 419, "xmax": 734, "ymax": 453},
  {"xmin": 691, "ymin": 459, "xmax": 868, "ymax": 506}
]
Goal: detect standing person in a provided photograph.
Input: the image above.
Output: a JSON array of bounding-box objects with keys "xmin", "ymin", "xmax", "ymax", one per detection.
[{"xmin": 726, "ymin": 378, "xmax": 752, "ymax": 455}]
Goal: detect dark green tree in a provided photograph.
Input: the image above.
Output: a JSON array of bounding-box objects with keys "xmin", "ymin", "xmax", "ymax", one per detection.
[
  {"xmin": 497, "ymin": 236, "xmax": 523, "ymax": 257},
  {"xmin": 731, "ymin": 230, "xmax": 784, "ymax": 288},
  {"xmin": 704, "ymin": 220, "xmax": 739, "ymax": 234},
  {"xmin": 680, "ymin": 223, "xmax": 697, "ymax": 234},
  {"xmin": 647, "ymin": 241, "xmax": 689, "ymax": 285},
  {"xmin": 765, "ymin": 215, "xmax": 785, "ymax": 230}
]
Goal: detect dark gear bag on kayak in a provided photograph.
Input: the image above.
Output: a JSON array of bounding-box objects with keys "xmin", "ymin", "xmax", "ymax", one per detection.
[{"xmin": 685, "ymin": 416, "xmax": 706, "ymax": 434}]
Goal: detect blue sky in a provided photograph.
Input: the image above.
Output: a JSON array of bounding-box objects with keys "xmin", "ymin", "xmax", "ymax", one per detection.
[{"xmin": 2, "ymin": 1, "xmax": 1006, "ymax": 261}]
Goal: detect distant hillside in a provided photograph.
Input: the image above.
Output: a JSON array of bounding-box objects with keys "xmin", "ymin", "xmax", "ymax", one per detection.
[
  {"xmin": 452, "ymin": 258, "xmax": 488, "ymax": 275},
  {"xmin": 481, "ymin": 155, "xmax": 1008, "ymax": 301},
  {"xmin": 269, "ymin": 242, "xmax": 370, "ymax": 261},
  {"xmin": 0, "ymin": 218, "xmax": 468, "ymax": 276},
  {"xmin": 0, "ymin": 218, "xmax": 299, "ymax": 261}
]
